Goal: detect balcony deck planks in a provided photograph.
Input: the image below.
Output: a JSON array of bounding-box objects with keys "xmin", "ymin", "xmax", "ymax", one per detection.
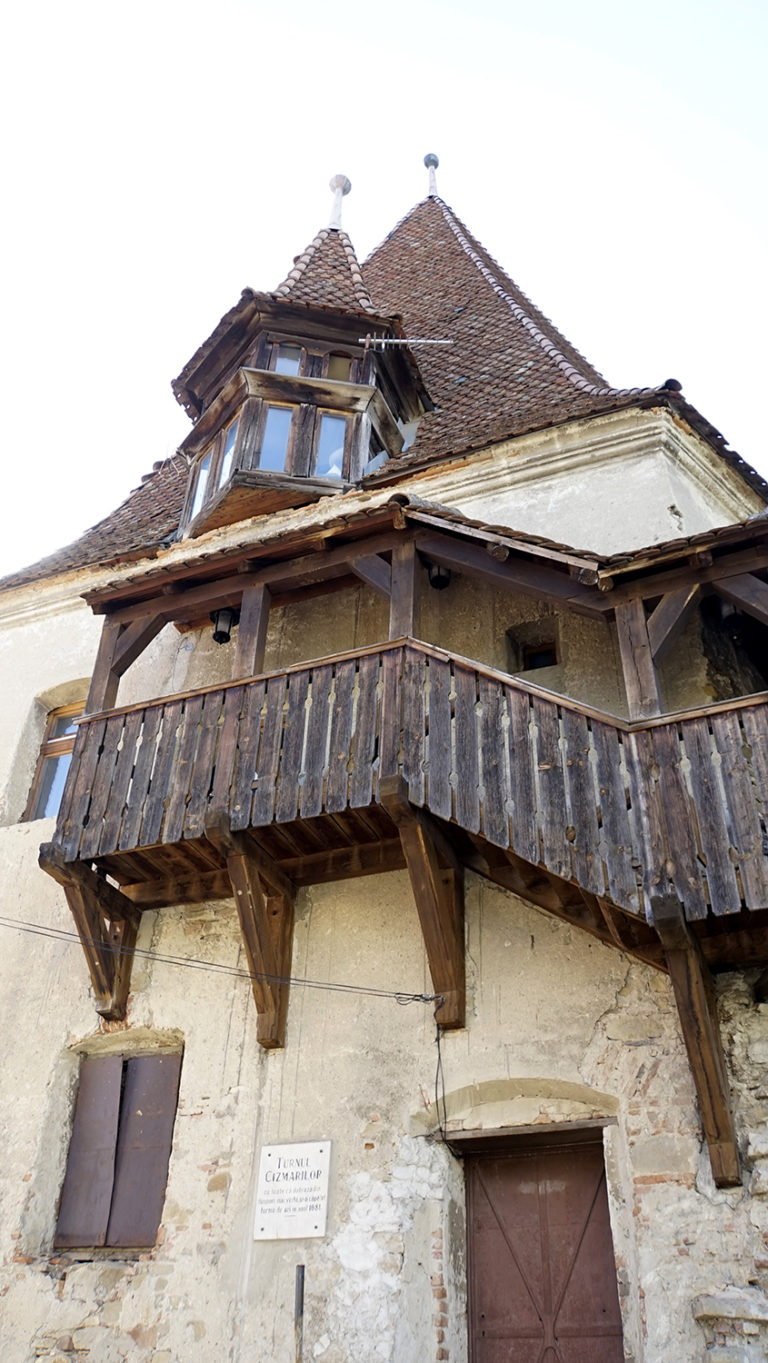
[{"xmin": 53, "ymin": 640, "xmax": 768, "ymax": 926}]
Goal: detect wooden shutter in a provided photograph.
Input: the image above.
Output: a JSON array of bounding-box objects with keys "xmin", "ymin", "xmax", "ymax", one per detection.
[
  {"xmin": 54, "ymin": 1055, "xmax": 123, "ymax": 1248},
  {"xmin": 466, "ymin": 1141, "xmax": 624, "ymax": 1362},
  {"xmin": 106, "ymin": 1052, "xmax": 182, "ymax": 1247}
]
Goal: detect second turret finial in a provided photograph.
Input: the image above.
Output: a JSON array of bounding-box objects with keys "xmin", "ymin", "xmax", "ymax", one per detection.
[
  {"xmin": 424, "ymin": 153, "xmax": 439, "ymax": 197},
  {"xmin": 329, "ymin": 174, "xmax": 352, "ymax": 230}
]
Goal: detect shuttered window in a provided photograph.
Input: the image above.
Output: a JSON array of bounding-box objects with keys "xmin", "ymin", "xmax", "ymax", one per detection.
[{"xmin": 54, "ymin": 1052, "xmax": 182, "ymax": 1250}]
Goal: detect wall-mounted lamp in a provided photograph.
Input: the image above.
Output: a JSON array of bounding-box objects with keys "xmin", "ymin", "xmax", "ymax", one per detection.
[
  {"xmin": 427, "ymin": 563, "xmax": 452, "ymax": 591},
  {"xmin": 210, "ymin": 606, "xmax": 240, "ymax": 645}
]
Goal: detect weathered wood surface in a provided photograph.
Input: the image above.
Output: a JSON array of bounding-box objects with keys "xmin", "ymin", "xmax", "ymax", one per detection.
[{"xmin": 54, "ymin": 640, "xmax": 768, "ymax": 923}]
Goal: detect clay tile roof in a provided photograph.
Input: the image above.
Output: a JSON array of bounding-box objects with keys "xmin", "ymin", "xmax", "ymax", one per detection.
[
  {"xmin": 361, "ymin": 195, "xmax": 656, "ymax": 467},
  {"xmin": 274, "ymin": 227, "xmax": 377, "ymax": 314}
]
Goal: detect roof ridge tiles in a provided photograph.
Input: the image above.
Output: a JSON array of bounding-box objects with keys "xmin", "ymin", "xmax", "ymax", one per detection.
[{"xmin": 274, "ymin": 226, "xmax": 378, "ymax": 314}]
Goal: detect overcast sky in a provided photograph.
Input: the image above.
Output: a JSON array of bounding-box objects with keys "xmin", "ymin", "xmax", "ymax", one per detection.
[{"xmin": 1, "ymin": 0, "xmax": 766, "ymax": 578}]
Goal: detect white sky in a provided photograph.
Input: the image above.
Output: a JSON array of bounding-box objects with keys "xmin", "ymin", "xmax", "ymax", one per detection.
[{"xmin": 1, "ymin": 0, "xmax": 766, "ymax": 578}]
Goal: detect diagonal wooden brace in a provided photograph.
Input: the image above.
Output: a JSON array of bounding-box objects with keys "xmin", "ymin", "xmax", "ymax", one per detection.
[
  {"xmin": 652, "ymin": 894, "xmax": 740, "ymax": 1187},
  {"xmin": 39, "ymin": 842, "xmax": 142, "ymax": 1020},
  {"xmin": 380, "ymin": 776, "xmax": 465, "ymax": 1029},
  {"xmin": 206, "ymin": 813, "xmax": 295, "ymax": 1048}
]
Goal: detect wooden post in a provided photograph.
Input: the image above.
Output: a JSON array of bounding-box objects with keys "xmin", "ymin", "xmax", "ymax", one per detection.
[
  {"xmin": 380, "ymin": 776, "xmax": 465, "ymax": 1028},
  {"xmin": 86, "ymin": 614, "xmax": 166, "ymax": 713},
  {"xmin": 206, "ymin": 814, "xmax": 295, "ymax": 1048},
  {"xmin": 652, "ymin": 893, "xmax": 740, "ymax": 1187},
  {"xmin": 234, "ymin": 582, "xmax": 271, "ymax": 678},
  {"xmin": 39, "ymin": 843, "xmax": 142, "ymax": 1020},
  {"xmin": 389, "ymin": 540, "xmax": 419, "ymax": 639},
  {"xmin": 615, "ymin": 598, "xmax": 662, "ymax": 720}
]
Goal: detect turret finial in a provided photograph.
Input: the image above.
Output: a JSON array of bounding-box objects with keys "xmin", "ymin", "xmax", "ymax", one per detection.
[
  {"xmin": 329, "ymin": 174, "xmax": 352, "ymax": 230},
  {"xmin": 424, "ymin": 153, "xmax": 439, "ymax": 197}
]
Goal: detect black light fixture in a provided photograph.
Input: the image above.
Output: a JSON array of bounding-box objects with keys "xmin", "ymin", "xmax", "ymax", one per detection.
[
  {"xmin": 210, "ymin": 606, "xmax": 240, "ymax": 645},
  {"xmin": 428, "ymin": 562, "xmax": 452, "ymax": 591}
]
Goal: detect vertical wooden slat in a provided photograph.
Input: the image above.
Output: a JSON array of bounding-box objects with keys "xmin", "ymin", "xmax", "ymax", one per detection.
[
  {"xmin": 250, "ymin": 673, "xmax": 286, "ymax": 825},
  {"xmin": 400, "ymin": 647, "xmax": 426, "ymax": 808},
  {"xmin": 427, "ymin": 656, "xmax": 453, "ymax": 822},
  {"xmin": 106, "ymin": 1053, "xmax": 182, "ymax": 1247},
  {"xmin": 478, "ymin": 676, "xmax": 508, "ymax": 848},
  {"xmin": 712, "ymin": 710, "xmax": 768, "ymax": 911},
  {"xmin": 624, "ymin": 727, "xmax": 668, "ymax": 910},
  {"xmin": 651, "ymin": 724, "xmax": 708, "ymax": 920},
  {"xmin": 79, "ymin": 715, "xmax": 126, "ymax": 860},
  {"xmin": 97, "ymin": 709, "xmax": 144, "ymax": 856},
  {"xmin": 140, "ymin": 700, "xmax": 183, "ymax": 847},
  {"xmin": 682, "ymin": 717, "xmax": 742, "ymax": 916},
  {"xmin": 301, "ymin": 665, "xmax": 333, "ymax": 818},
  {"xmin": 505, "ymin": 687, "xmax": 538, "ymax": 866},
  {"xmin": 377, "ymin": 647, "xmax": 402, "ymax": 787},
  {"xmin": 229, "ymin": 682, "xmax": 264, "ymax": 830},
  {"xmin": 561, "ymin": 709, "xmax": 603, "ymax": 896},
  {"xmin": 54, "ymin": 1055, "xmax": 123, "ymax": 1248},
  {"xmin": 55, "ymin": 717, "xmax": 93, "ymax": 854},
  {"xmin": 183, "ymin": 691, "xmax": 226, "ymax": 840},
  {"xmin": 275, "ymin": 672, "xmax": 310, "ymax": 824},
  {"xmin": 325, "ymin": 660, "xmax": 356, "ymax": 813},
  {"xmin": 534, "ymin": 699, "xmax": 569, "ymax": 879},
  {"xmin": 592, "ymin": 721, "xmax": 638, "ymax": 914},
  {"xmin": 162, "ymin": 695, "xmax": 205, "ymax": 844},
  {"xmin": 349, "ymin": 654, "xmax": 381, "ymax": 809},
  {"xmin": 208, "ymin": 683, "xmax": 247, "ymax": 820},
  {"xmin": 118, "ymin": 706, "xmax": 163, "ymax": 852},
  {"xmin": 453, "ymin": 665, "xmax": 480, "ymax": 834}
]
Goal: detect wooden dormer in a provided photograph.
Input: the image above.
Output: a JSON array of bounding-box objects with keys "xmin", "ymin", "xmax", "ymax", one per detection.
[{"xmin": 173, "ymin": 181, "xmax": 431, "ymax": 537}]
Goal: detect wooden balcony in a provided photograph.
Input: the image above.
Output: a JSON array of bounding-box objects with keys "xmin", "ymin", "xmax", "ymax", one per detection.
[{"xmin": 50, "ymin": 636, "xmax": 768, "ymax": 928}]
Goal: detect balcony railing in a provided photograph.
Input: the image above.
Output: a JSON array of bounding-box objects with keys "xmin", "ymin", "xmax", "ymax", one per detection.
[{"xmin": 53, "ymin": 638, "xmax": 768, "ymax": 923}]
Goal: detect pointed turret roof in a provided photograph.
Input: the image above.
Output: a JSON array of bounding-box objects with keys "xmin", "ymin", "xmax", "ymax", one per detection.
[
  {"xmin": 274, "ymin": 226, "xmax": 377, "ymax": 315},
  {"xmin": 362, "ymin": 194, "xmax": 651, "ymax": 468}
]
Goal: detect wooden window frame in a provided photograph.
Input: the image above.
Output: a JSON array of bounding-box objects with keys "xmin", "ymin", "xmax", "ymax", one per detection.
[
  {"xmin": 54, "ymin": 1051, "xmax": 182, "ymax": 1251},
  {"xmin": 188, "ymin": 416, "xmax": 241, "ymax": 515},
  {"xmin": 23, "ymin": 701, "xmax": 82, "ymax": 822}
]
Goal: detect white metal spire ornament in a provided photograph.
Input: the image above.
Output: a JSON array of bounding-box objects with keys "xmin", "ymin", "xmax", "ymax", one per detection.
[
  {"xmin": 328, "ymin": 174, "xmax": 351, "ymax": 230},
  {"xmin": 424, "ymin": 152, "xmax": 439, "ymax": 197}
]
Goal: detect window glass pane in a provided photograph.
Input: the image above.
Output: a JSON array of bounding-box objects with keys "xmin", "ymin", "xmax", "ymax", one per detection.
[
  {"xmin": 327, "ymin": 354, "xmax": 351, "ymax": 382},
  {"xmin": 316, "ymin": 415, "xmax": 346, "ymax": 479},
  {"xmin": 259, "ymin": 407, "xmax": 293, "ymax": 471},
  {"xmin": 51, "ymin": 714, "xmax": 78, "ymax": 739},
  {"xmin": 190, "ymin": 451, "xmax": 212, "ymax": 519},
  {"xmin": 33, "ymin": 752, "xmax": 73, "ymax": 820},
  {"xmin": 275, "ymin": 345, "xmax": 302, "ymax": 376},
  {"xmin": 217, "ymin": 420, "xmax": 238, "ymax": 488}
]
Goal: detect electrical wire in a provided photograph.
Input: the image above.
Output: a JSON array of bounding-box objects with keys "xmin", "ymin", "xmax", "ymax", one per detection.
[{"xmin": 0, "ymin": 912, "xmax": 438, "ymax": 1007}]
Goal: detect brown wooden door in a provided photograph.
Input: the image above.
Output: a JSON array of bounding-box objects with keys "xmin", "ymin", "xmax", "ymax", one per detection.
[{"xmin": 466, "ymin": 1140, "xmax": 624, "ymax": 1362}]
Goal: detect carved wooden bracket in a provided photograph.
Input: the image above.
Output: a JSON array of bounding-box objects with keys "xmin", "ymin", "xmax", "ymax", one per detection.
[
  {"xmin": 206, "ymin": 813, "xmax": 296, "ymax": 1049},
  {"xmin": 379, "ymin": 776, "xmax": 465, "ymax": 1029},
  {"xmin": 39, "ymin": 842, "xmax": 142, "ymax": 1020},
  {"xmin": 652, "ymin": 894, "xmax": 740, "ymax": 1187}
]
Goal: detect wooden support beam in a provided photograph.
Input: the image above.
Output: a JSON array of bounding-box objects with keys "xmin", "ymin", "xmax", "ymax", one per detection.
[
  {"xmin": 647, "ymin": 584, "xmax": 700, "ymax": 663},
  {"xmin": 39, "ymin": 842, "xmax": 142, "ymax": 1020},
  {"xmin": 615, "ymin": 598, "xmax": 662, "ymax": 720},
  {"xmin": 85, "ymin": 619, "xmax": 123, "ymax": 713},
  {"xmin": 234, "ymin": 582, "xmax": 271, "ymax": 678},
  {"xmin": 713, "ymin": 573, "xmax": 768, "ymax": 629},
  {"xmin": 389, "ymin": 540, "xmax": 420, "ymax": 639},
  {"xmin": 206, "ymin": 814, "xmax": 295, "ymax": 1048},
  {"xmin": 379, "ymin": 776, "xmax": 464, "ymax": 1028},
  {"xmin": 652, "ymin": 894, "xmax": 740, "ymax": 1188},
  {"xmin": 350, "ymin": 554, "xmax": 392, "ymax": 598},
  {"xmin": 413, "ymin": 529, "xmax": 601, "ymax": 614}
]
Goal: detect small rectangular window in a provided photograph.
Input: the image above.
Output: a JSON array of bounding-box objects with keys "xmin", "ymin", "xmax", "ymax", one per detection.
[
  {"xmin": 275, "ymin": 344, "xmax": 302, "ymax": 376},
  {"xmin": 54, "ymin": 1052, "xmax": 182, "ymax": 1250},
  {"xmin": 190, "ymin": 450, "xmax": 212, "ymax": 520},
  {"xmin": 24, "ymin": 703, "xmax": 82, "ymax": 821},
  {"xmin": 259, "ymin": 406, "xmax": 293, "ymax": 471},
  {"xmin": 327, "ymin": 354, "xmax": 351, "ymax": 382},
  {"xmin": 217, "ymin": 420, "xmax": 239, "ymax": 489},
  {"xmin": 316, "ymin": 414, "xmax": 347, "ymax": 478}
]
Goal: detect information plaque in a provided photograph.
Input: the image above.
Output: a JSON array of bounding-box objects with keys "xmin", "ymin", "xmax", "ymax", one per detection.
[{"xmin": 253, "ymin": 1140, "xmax": 332, "ymax": 1240}]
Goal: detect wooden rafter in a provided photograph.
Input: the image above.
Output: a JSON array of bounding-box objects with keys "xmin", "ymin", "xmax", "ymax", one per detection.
[
  {"xmin": 39, "ymin": 842, "xmax": 142, "ymax": 1020},
  {"xmin": 652, "ymin": 894, "xmax": 740, "ymax": 1188},
  {"xmin": 379, "ymin": 776, "xmax": 465, "ymax": 1028},
  {"xmin": 713, "ymin": 572, "xmax": 768, "ymax": 628},
  {"xmin": 206, "ymin": 814, "xmax": 296, "ymax": 1049}
]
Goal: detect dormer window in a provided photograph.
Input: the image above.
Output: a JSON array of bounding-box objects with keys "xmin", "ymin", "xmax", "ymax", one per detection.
[
  {"xmin": 259, "ymin": 406, "xmax": 294, "ymax": 471},
  {"xmin": 189, "ymin": 418, "xmax": 240, "ymax": 518}
]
